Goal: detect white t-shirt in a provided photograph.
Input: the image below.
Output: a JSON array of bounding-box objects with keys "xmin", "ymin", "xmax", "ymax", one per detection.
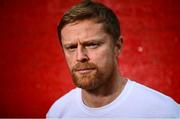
[{"xmin": 47, "ymin": 80, "xmax": 180, "ymax": 118}]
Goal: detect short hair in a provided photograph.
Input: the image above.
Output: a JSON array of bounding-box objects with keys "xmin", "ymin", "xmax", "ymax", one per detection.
[{"xmin": 58, "ymin": 0, "xmax": 121, "ymax": 43}]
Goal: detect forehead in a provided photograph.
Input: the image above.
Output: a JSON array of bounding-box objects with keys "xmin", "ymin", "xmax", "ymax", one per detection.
[{"xmin": 61, "ymin": 20, "xmax": 107, "ymax": 43}]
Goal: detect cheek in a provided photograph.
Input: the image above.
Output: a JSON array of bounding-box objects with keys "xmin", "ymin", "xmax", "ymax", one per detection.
[
  {"xmin": 64, "ymin": 53, "xmax": 75, "ymax": 70},
  {"xmin": 90, "ymin": 49, "xmax": 115, "ymax": 69}
]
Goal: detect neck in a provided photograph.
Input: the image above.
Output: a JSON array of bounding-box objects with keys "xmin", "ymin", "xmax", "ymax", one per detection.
[{"xmin": 81, "ymin": 71, "xmax": 127, "ymax": 108}]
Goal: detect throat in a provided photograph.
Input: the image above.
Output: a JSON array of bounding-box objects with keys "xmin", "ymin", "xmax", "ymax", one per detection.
[{"xmin": 82, "ymin": 77, "xmax": 127, "ymax": 108}]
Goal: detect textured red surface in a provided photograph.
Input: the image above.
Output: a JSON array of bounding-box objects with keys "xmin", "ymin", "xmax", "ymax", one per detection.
[{"xmin": 0, "ymin": 0, "xmax": 179, "ymax": 117}]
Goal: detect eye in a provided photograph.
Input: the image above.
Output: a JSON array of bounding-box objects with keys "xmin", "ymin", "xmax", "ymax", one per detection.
[
  {"xmin": 64, "ymin": 45, "xmax": 77, "ymax": 52},
  {"xmin": 86, "ymin": 43, "xmax": 99, "ymax": 49}
]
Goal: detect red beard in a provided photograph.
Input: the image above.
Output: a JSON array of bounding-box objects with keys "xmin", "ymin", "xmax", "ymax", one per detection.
[{"xmin": 72, "ymin": 62, "xmax": 100, "ymax": 90}]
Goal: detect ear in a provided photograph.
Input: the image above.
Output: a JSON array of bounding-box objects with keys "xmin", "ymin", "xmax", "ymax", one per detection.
[{"xmin": 114, "ymin": 36, "xmax": 123, "ymax": 57}]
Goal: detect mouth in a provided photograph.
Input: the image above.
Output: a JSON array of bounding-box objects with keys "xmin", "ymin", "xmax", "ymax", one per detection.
[{"xmin": 75, "ymin": 68, "xmax": 96, "ymax": 74}]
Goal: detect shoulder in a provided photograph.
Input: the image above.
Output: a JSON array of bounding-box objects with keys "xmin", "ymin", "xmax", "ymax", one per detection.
[
  {"xmin": 130, "ymin": 80, "xmax": 179, "ymax": 115},
  {"xmin": 46, "ymin": 88, "xmax": 81, "ymax": 118}
]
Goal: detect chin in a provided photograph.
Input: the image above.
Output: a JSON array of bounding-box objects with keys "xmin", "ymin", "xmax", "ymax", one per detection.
[{"xmin": 73, "ymin": 76, "xmax": 102, "ymax": 91}]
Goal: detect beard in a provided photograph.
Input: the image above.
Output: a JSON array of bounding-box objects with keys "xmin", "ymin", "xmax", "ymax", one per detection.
[{"xmin": 71, "ymin": 62, "xmax": 114, "ymax": 91}]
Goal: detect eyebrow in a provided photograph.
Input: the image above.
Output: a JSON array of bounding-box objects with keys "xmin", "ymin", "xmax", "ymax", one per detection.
[
  {"xmin": 63, "ymin": 39, "xmax": 105, "ymax": 47},
  {"xmin": 82, "ymin": 40, "xmax": 104, "ymax": 45},
  {"xmin": 63, "ymin": 43, "xmax": 77, "ymax": 48}
]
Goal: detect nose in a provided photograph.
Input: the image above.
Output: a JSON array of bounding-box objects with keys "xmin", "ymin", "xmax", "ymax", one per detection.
[{"xmin": 76, "ymin": 45, "xmax": 89, "ymax": 63}]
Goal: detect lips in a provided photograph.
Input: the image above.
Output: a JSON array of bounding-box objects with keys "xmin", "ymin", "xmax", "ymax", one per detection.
[
  {"xmin": 75, "ymin": 68, "xmax": 95, "ymax": 71},
  {"xmin": 72, "ymin": 62, "xmax": 97, "ymax": 74},
  {"xmin": 75, "ymin": 68, "xmax": 96, "ymax": 74}
]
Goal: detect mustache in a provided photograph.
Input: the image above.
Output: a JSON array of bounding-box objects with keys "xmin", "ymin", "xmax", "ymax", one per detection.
[{"xmin": 72, "ymin": 62, "xmax": 97, "ymax": 71}]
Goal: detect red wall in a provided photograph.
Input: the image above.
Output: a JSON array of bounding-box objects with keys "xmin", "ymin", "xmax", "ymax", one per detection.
[{"xmin": 0, "ymin": 0, "xmax": 179, "ymax": 117}]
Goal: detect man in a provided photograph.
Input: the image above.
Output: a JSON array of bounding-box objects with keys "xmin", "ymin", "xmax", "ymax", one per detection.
[{"xmin": 47, "ymin": 0, "xmax": 179, "ymax": 118}]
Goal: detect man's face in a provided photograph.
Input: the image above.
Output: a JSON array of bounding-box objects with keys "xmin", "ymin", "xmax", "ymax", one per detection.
[{"xmin": 61, "ymin": 20, "xmax": 120, "ymax": 91}]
